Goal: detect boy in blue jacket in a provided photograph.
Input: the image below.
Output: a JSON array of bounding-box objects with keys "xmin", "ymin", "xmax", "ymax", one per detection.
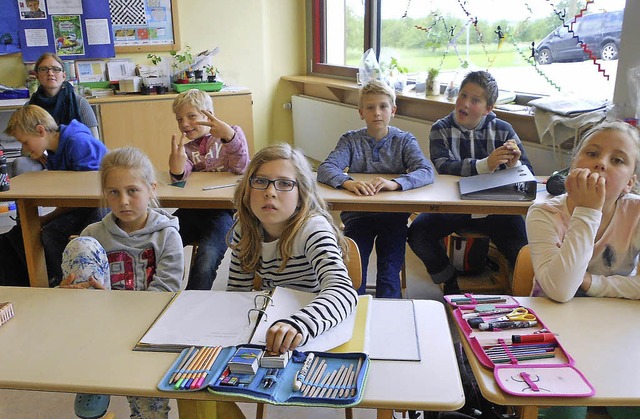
[
  {"xmin": 408, "ymin": 71, "xmax": 532, "ymax": 294},
  {"xmin": 318, "ymin": 80, "xmax": 434, "ymax": 298},
  {"xmin": 2, "ymin": 104, "xmax": 107, "ymax": 286}
]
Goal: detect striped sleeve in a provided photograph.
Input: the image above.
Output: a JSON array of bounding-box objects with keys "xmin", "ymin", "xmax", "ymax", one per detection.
[{"xmin": 285, "ymin": 218, "xmax": 358, "ymax": 345}]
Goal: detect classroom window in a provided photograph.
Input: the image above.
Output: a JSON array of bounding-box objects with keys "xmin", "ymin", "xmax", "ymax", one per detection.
[{"xmin": 312, "ymin": 0, "xmax": 625, "ymax": 101}]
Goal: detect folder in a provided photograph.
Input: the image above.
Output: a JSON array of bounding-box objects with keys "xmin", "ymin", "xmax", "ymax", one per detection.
[
  {"xmin": 135, "ymin": 288, "xmax": 371, "ymax": 354},
  {"xmin": 458, "ymin": 165, "xmax": 537, "ymax": 201}
]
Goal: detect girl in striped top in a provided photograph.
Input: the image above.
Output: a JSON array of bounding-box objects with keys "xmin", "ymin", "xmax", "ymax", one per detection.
[{"xmin": 227, "ymin": 143, "xmax": 358, "ymax": 354}]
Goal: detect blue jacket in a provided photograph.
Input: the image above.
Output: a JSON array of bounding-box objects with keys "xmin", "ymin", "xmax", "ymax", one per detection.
[
  {"xmin": 429, "ymin": 111, "xmax": 533, "ymax": 176},
  {"xmin": 47, "ymin": 119, "xmax": 107, "ymax": 171}
]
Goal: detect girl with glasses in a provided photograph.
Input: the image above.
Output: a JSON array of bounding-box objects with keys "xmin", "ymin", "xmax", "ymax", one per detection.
[{"xmin": 227, "ymin": 143, "xmax": 358, "ymax": 355}]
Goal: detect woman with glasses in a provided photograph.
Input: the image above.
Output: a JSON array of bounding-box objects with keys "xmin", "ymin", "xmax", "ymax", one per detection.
[{"xmin": 29, "ymin": 53, "xmax": 98, "ymax": 139}]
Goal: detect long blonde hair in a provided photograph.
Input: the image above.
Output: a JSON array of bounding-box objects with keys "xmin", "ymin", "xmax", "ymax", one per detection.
[{"xmin": 230, "ymin": 143, "xmax": 346, "ymax": 272}]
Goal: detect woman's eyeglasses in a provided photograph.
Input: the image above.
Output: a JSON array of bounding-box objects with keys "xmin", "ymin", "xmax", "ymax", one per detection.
[
  {"xmin": 249, "ymin": 176, "xmax": 297, "ymax": 191},
  {"xmin": 36, "ymin": 66, "xmax": 64, "ymax": 74}
]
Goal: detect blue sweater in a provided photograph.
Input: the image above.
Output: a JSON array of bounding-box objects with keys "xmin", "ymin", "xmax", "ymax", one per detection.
[
  {"xmin": 47, "ymin": 119, "xmax": 107, "ymax": 171},
  {"xmin": 429, "ymin": 111, "xmax": 533, "ymax": 176},
  {"xmin": 317, "ymin": 126, "xmax": 434, "ymax": 191}
]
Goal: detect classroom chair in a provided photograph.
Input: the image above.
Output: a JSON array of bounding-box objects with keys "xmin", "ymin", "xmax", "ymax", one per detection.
[
  {"xmin": 446, "ymin": 229, "xmax": 512, "ymax": 295},
  {"xmin": 512, "ymin": 244, "xmax": 534, "ymax": 297}
]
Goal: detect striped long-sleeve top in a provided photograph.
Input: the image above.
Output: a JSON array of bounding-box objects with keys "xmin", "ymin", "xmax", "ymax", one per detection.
[
  {"xmin": 227, "ymin": 215, "xmax": 358, "ymax": 345},
  {"xmin": 429, "ymin": 111, "xmax": 533, "ymax": 176}
]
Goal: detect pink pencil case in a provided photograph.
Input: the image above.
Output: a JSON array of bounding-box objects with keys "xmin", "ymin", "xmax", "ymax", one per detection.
[{"xmin": 449, "ymin": 295, "xmax": 595, "ymax": 398}]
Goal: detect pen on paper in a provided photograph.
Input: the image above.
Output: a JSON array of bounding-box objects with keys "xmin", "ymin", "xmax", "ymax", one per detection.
[{"xmin": 202, "ymin": 181, "xmax": 239, "ymax": 191}]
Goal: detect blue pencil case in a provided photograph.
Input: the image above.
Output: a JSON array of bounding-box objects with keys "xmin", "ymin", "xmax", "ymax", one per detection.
[
  {"xmin": 158, "ymin": 344, "xmax": 369, "ymax": 407},
  {"xmin": 208, "ymin": 345, "xmax": 369, "ymax": 407}
]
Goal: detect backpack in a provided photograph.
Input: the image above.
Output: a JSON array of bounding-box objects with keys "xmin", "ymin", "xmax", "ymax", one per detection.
[{"xmin": 445, "ymin": 234, "xmax": 490, "ymax": 275}]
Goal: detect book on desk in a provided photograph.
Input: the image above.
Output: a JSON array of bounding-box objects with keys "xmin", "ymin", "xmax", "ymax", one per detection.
[{"xmin": 135, "ymin": 287, "xmax": 372, "ymax": 354}]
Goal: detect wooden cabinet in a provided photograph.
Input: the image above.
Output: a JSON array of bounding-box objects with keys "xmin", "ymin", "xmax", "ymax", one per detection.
[{"xmin": 95, "ymin": 90, "xmax": 254, "ymax": 169}]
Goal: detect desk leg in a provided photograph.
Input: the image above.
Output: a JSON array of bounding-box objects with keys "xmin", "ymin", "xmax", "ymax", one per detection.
[
  {"xmin": 177, "ymin": 400, "xmax": 246, "ymax": 419},
  {"xmin": 17, "ymin": 199, "xmax": 48, "ymax": 287},
  {"xmin": 376, "ymin": 409, "xmax": 393, "ymax": 419},
  {"xmin": 516, "ymin": 405, "xmax": 538, "ymax": 419}
]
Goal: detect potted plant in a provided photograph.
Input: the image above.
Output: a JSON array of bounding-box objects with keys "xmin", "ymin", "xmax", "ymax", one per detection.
[
  {"xmin": 204, "ymin": 64, "xmax": 219, "ymax": 83},
  {"xmin": 170, "ymin": 46, "xmax": 194, "ymax": 83},
  {"xmin": 426, "ymin": 67, "xmax": 440, "ymax": 96},
  {"xmin": 388, "ymin": 57, "xmax": 408, "ymax": 92}
]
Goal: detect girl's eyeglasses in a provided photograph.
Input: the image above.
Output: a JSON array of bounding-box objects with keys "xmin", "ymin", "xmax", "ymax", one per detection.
[
  {"xmin": 249, "ymin": 176, "xmax": 297, "ymax": 191},
  {"xmin": 36, "ymin": 66, "xmax": 64, "ymax": 74}
]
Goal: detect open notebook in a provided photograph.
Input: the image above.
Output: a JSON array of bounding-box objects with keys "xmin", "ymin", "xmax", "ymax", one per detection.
[{"xmin": 135, "ymin": 288, "xmax": 371, "ymax": 354}]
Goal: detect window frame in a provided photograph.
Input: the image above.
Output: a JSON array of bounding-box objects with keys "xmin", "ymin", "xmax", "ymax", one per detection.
[{"xmin": 309, "ymin": 0, "xmax": 633, "ymax": 107}]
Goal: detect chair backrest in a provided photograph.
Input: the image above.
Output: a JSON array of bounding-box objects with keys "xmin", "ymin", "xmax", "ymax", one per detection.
[
  {"xmin": 512, "ymin": 245, "xmax": 534, "ymax": 296},
  {"xmin": 344, "ymin": 237, "xmax": 362, "ymax": 290}
]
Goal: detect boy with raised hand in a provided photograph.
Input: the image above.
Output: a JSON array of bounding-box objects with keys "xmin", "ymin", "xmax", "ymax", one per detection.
[
  {"xmin": 2, "ymin": 104, "xmax": 107, "ymax": 287},
  {"xmin": 169, "ymin": 89, "xmax": 249, "ymax": 290},
  {"xmin": 407, "ymin": 70, "xmax": 532, "ymax": 294},
  {"xmin": 318, "ymin": 79, "xmax": 434, "ymax": 298}
]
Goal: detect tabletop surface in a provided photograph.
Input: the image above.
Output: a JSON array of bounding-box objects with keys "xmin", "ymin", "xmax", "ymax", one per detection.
[
  {"xmin": 0, "ymin": 170, "xmax": 552, "ymax": 214},
  {"xmin": 0, "ymin": 286, "xmax": 464, "ymax": 411},
  {"xmin": 461, "ymin": 296, "xmax": 640, "ymax": 407}
]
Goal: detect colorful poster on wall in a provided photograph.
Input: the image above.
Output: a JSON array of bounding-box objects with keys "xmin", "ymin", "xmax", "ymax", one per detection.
[
  {"xmin": 52, "ymin": 15, "xmax": 84, "ymax": 56},
  {"xmin": 109, "ymin": 0, "xmax": 174, "ymax": 46},
  {"xmin": 19, "ymin": 0, "xmax": 47, "ymax": 20}
]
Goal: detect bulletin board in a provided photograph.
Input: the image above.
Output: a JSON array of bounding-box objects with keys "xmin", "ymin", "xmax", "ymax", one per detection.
[
  {"xmin": 17, "ymin": 0, "xmax": 115, "ymax": 62},
  {"xmin": 110, "ymin": 0, "xmax": 180, "ymax": 53}
]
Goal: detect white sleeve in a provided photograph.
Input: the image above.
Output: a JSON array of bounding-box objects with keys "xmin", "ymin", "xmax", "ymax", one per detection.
[{"xmin": 526, "ymin": 205, "xmax": 601, "ymax": 302}]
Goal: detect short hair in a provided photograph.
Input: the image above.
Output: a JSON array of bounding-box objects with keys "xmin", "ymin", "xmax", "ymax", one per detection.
[
  {"xmin": 172, "ymin": 89, "xmax": 214, "ymax": 114},
  {"xmin": 460, "ymin": 71, "xmax": 499, "ymax": 107},
  {"xmin": 359, "ymin": 79, "xmax": 396, "ymax": 108},
  {"xmin": 230, "ymin": 143, "xmax": 346, "ymax": 272},
  {"xmin": 5, "ymin": 104, "xmax": 58, "ymax": 137},
  {"xmin": 574, "ymin": 120, "xmax": 640, "ymax": 186},
  {"xmin": 99, "ymin": 147, "xmax": 159, "ymax": 208},
  {"xmin": 34, "ymin": 53, "xmax": 64, "ymax": 73}
]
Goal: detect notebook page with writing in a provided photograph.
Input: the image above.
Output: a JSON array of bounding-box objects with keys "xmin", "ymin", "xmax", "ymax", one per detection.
[
  {"xmin": 136, "ymin": 290, "xmax": 261, "ymax": 351},
  {"xmin": 249, "ymin": 287, "xmax": 358, "ymax": 352}
]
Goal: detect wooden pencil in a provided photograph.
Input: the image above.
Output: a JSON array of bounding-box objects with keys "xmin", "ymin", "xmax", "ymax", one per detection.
[
  {"xmin": 170, "ymin": 346, "xmax": 196, "ymax": 384},
  {"xmin": 310, "ymin": 369, "xmax": 332, "ymax": 398},
  {"xmin": 299, "ymin": 356, "xmax": 320, "ymax": 393},
  {"xmin": 191, "ymin": 346, "xmax": 222, "ymax": 389},
  {"xmin": 303, "ymin": 359, "xmax": 326, "ymax": 397},
  {"xmin": 317, "ymin": 367, "xmax": 339, "ymax": 398},
  {"xmin": 177, "ymin": 346, "xmax": 211, "ymax": 389},
  {"xmin": 350, "ymin": 357, "xmax": 363, "ymax": 397},
  {"xmin": 336, "ymin": 364, "xmax": 353, "ymax": 398}
]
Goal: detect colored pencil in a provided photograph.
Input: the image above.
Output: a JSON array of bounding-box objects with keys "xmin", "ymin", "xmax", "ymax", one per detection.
[
  {"xmin": 299, "ymin": 356, "xmax": 320, "ymax": 393},
  {"xmin": 303, "ymin": 359, "xmax": 326, "ymax": 397},
  {"xmin": 191, "ymin": 346, "xmax": 222, "ymax": 389},
  {"xmin": 177, "ymin": 346, "xmax": 210, "ymax": 389},
  {"xmin": 331, "ymin": 364, "xmax": 350, "ymax": 398},
  {"xmin": 337, "ymin": 364, "xmax": 354, "ymax": 398},
  {"xmin": 350, "ymin": 357, "xmax": 363, "ymax": 397},
  {"xmin": 169, "ymin": 346, "xmax": 196, "ymax": 384}
]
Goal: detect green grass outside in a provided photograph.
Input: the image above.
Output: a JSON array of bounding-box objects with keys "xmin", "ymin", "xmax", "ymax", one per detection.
[{"xmin": 346, "ymin": 43, "xmax": 533, "ymax": 73}]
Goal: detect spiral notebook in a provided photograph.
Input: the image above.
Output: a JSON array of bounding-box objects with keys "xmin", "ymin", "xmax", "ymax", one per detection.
[{"xmin": 135, "ymin": 288, "xmax": 371, "ymax": 354}]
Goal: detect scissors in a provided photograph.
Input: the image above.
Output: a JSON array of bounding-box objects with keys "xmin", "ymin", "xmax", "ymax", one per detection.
[{"xmin": 496, "ymin": 307, "xmax": 536, "ymax": 322}]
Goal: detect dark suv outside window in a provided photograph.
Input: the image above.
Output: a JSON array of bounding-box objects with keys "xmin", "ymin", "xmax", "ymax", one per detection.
[{"xmin": 535, "ymin": 11, "xmax": 622, "ymax": 65}]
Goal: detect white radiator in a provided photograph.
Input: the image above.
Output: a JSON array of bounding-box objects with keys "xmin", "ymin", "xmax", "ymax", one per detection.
[{"xmin": 292, "ymin": 94, "xmax": 432, "ymax": 162}]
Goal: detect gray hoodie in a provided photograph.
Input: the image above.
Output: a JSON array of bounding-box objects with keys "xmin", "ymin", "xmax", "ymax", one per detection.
[{"xmin": 80, "ymin": 208, "xmax": 184, "ymax": 292}]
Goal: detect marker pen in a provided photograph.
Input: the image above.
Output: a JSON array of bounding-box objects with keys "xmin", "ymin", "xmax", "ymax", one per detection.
[
  {"xmin": 478, "ymin": 320, "xmax": 538, "ymax": 331},
  {"xmin": 511, "ymin": 332, "xmax": 556, "ymax": 344}
]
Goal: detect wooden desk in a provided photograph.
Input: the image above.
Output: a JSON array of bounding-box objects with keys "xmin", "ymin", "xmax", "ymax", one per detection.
[
  {"xmin": 458, "ymin": 297, "xmax": 640, "ymax": 418},
  {"xmin": 0, "ymin": 171, "xmax": 551, "ymax": 287},
  {"xmin": 0, "ymin": 287, "xmax": 464, "ymax": 418}
]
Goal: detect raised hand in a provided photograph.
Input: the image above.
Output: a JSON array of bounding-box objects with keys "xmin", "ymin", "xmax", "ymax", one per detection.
[
  {"xmin": 169, "ymin": 133, "xmax": 188, "ymax": 175},
  {"xmin": 198, "ymin": 109, "xmax": 235, "ymax": 142}
]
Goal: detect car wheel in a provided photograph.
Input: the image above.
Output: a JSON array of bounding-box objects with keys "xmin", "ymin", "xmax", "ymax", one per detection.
[
  {"xmin": 537, "ymin": 48, "xmax": 552, "ymax": 65},
  {"xmin": 601, "ymin": 42, "xmax": 618, "ymax": 61}
]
